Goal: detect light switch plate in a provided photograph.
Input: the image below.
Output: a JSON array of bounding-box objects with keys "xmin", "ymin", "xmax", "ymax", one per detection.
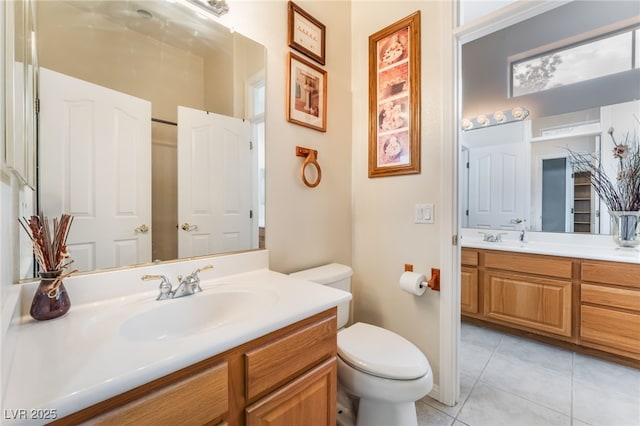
[{"xmin": 415, "ymin": 203, "xmax": 434, "ymax": 224}]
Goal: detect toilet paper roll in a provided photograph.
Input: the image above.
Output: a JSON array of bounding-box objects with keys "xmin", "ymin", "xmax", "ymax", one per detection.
[{"xmin": 399, "ymin": 271, "xmax": 427, "ymax": 296}]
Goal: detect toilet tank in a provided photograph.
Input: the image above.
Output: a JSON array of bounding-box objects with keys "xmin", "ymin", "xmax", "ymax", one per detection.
[{"xmin": 289, "ymin": 263, "xmax": 352, "ymax": 328}]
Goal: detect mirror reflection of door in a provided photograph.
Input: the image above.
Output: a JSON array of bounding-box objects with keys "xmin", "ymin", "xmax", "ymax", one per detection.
[
  {"xmin": 177, "ymin": 106, "xmax": 254, "ymax": 258},
  {"xmin": 464, "ymin": 121, "xmax": 529, "ymax": 230},
  {"xmin": 39, "ymin": 68, "xmax": 152, "ymax": 272},
  {"xmin": 541, "ymin": 158, "xmax": 568, "ymax": 232}
]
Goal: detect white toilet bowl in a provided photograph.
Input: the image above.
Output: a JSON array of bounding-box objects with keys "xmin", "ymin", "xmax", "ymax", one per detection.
[
  {"xmin": 289, "ymin": 264, "xmax": 433, "ymax": 426},
  {"xmin": 336, "ymin": 322, "xmax": 433, "ymax": 426}
]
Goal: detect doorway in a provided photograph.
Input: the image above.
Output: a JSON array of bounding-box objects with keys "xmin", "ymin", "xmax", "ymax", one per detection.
[{"xmin": 541, "ymin": 157, "xmax": 568, "ymax": 232}]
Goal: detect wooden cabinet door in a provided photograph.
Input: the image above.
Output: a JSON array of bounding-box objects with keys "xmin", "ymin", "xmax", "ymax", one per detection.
[
  {"xmin": 461, "ymin": 266, "xmax": 479, "ymax": 314},
  {"xmin": 484, "ymin": 270, "xmax": 572, "ymax": 337},
  {"xmin": 246, "ymin": 358, "xmax": 337, "ymax": 426}
]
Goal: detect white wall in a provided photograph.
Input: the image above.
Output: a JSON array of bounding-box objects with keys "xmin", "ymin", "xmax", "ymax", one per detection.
[
  {"xmin": 459, "ymin": 0, "xmax": 516, "ymax": 25},
  {"xmin": 218, "ymin": 1, "xmax": 353, "ymax": 273},
  {"xmin": 351, "ymin": 1, "xmax": 455, "ymax": 392}
]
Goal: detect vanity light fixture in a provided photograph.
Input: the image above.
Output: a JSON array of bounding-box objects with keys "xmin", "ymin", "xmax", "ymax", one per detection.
[
  {"xmin": 205, "ymin": 0, "xmax": 230, "ymax": 16},
  {"xmin": 179, "ymin": 0, "xmax": 230, "ymax": 18},
  {"xmin": 461, "ymin": 106, "xmax": 529, "ymax": 131}
]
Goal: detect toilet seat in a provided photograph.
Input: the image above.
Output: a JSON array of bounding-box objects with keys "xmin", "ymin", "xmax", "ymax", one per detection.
[{"xmin": 337, "ymin": 322, "xmax": 430, "ymax": 380}]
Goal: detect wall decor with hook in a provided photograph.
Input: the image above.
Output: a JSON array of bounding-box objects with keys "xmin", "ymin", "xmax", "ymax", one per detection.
[{"xmin": 295, "ymin": 146, "xmax": 322, "ymax": 188}]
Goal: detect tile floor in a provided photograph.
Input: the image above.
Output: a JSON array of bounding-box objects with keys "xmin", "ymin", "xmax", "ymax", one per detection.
[{"xmin": 417, "ymin": 322, "xmax": 640, "ymax": 426}]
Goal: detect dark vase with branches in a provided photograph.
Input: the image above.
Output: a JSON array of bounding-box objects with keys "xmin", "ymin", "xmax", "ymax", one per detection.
[
  {"xmin": 569, "ymin": 124, "xmax": 640, "ymax": 247},
  {"xmin": 20, "ymin": 213, "xmax": 77, "ymax": 320}
]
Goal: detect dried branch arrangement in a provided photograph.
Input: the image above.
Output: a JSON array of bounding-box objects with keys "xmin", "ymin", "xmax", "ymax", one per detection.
[
  {"xmin": 19, "ymin": 213, "xmax": 75, "ymax": 273},
  {"xmin": 568, "ymin": 124, "xmax": 640, "ymax": 212}
]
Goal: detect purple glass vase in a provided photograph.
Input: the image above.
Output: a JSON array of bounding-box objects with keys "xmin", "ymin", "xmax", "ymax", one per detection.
[{"xmin": 30, "ymin": 270, "xmax": 71, "ymax": 321}]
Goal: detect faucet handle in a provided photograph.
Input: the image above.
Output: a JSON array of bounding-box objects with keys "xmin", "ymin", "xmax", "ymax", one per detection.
[
  {"xmin": 188, "ymin": 265, "xmax": 214, "ymax": 293},
  {"xmin": 141, "ymin": 274, "xmax": 173, "ymax": 300},
  {"xmin": 197, "ymin": 265, "xmax": 214, "ymax": 273}
]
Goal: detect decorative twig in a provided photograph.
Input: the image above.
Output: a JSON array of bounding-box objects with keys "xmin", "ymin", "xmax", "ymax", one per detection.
[
  {"xmin": 568, "ymin": 124, "xmax": 640, "ymax": 213},
  {"xmin": 19, "ymin": 213, "xmax": 75, "ymax": 273}
]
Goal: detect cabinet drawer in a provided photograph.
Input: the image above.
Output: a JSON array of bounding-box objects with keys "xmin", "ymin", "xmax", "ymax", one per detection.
[
  {"xmin": 581, "ymin": 305, "xmax": 640, "ymax": 356},
  {"xmin": 484, "ymin": 270, "xmax": 572, "ymax": 337},
  {"xmin": 245, "ymin": 312, "xmax": 336, "ymax": 401},
  {"xmin": 581, "ymin": 284, "xmax": 640, "ymax": 312},
  {"xmin": 88, "ymin": 362, "xmax": 228, "ymax": 426},
  {"xmin": 461, "ymin": 249, "xmax": 478, "ymax": 266},
  {"xmin": 582, "ymin": 261, "xmax": 640, "ymax": 289},
  {"xmin": 484, "ymin": 251, "xmax": 572, "ymax": 279}
]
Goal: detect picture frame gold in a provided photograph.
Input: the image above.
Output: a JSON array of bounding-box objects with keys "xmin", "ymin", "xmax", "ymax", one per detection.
[
  {"xmin": 287, "ymin": 1, "xmax": 326, "ymax": 65},
  {"xmin": 287, "ymin": 52, "xmax": 327, "ymax": 132},
  {"xmin": 368, "ymin": 11, "xmax": 421, "ymax": 178}
]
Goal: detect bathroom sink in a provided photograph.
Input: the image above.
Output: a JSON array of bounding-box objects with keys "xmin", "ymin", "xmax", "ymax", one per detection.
[{"xmin": 119, "ymin": 286, "xmax": 277, "ymax": 341}]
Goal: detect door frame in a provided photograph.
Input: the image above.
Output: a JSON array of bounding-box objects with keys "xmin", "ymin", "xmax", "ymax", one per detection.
[{"xmin": 442, "ymin": 0, "xmax": 571, "ymax": 407}]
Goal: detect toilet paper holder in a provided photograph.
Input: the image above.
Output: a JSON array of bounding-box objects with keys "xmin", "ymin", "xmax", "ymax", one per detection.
[{"xmin": 404, "ymin": 264, "xmax": 440, "ymax": 292}]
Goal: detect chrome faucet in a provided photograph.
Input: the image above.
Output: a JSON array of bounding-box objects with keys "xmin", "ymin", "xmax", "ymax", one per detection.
[
  {"xmin": 141, "ymin": 265, "xmax": 214, "ymax": 300},
  {"xmin": 519, "ymin": 229, "xmax": 526, "ymax": 242}
]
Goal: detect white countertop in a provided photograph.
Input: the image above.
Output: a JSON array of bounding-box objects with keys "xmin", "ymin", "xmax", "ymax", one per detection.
[
  {"xmin": 461, "ymin": 229, "xmax": 640, "ymax": 264},
  {"xmin": 1, "ymin": 251, "xmax": 351, "ymax": 424}
]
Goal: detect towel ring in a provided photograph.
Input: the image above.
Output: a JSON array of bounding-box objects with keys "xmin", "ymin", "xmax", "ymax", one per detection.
[{"xmin": 295, "ymin": 146, "xmax": 322, "ymax": 188}]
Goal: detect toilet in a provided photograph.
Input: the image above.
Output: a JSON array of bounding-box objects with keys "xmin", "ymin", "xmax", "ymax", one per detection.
[{"xmin": 290, "ymin": 263, "xmax": 433, "ymax": 426}]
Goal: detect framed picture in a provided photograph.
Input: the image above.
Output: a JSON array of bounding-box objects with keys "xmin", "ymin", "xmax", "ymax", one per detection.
[
  {"xmin": 368, "ymin": 11, "xmax": 421, "ymax": 178},
  {"xmin": 287, "ymin": 1, "xmax": 326, "ymax": 65},
  {"xmin": 287, "ymin": 52, "xmax": 327, "ymax": 132}
]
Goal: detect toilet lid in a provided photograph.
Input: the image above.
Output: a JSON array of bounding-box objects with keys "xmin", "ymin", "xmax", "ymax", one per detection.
[{"xmin": 337, "ymin": 322, "xmax": 430, "ymax": 380}]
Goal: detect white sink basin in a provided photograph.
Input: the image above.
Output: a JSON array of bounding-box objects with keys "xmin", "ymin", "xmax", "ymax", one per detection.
[
  {"xmin": 118, "ymin": 286, "xmax": 278, "ymax": 341},
  {"xmin": 86, "ymin": 285, "xmax": 278, "ymax": 341}
]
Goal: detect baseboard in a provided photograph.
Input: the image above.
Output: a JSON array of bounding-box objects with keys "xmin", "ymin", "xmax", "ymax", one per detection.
[{"xmin": 427, "ymin": 383, "xmax": 440, "ymax": 401}]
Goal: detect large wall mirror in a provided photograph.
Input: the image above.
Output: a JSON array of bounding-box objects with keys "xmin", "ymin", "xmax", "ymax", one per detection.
[
  {"xmin": 460, "ymin": 1, "xmax": 640, "ymax": 236},
  {"xmin": 21, "ymin": 0, "xmax": 266, "ymax": 278}
]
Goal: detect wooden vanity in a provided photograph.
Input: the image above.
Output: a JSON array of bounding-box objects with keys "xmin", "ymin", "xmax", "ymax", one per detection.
[
  {"xmin": 462, "ymin": 248, "xmax": 640, "ymax": 365},
  {"xmin": 50, "ymin": 308, "xmax": 337, "ymax": 426}
]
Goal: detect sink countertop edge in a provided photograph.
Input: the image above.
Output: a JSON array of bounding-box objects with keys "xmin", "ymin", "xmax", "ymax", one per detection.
[{"xmin": 461, "ymin": 239, "xmax": 640, "ymax": 264}]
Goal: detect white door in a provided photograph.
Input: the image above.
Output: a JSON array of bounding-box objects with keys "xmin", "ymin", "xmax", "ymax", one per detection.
[
  {"xmin": 468, "ymin": 142, "xmax": 528, "ymax": 229},
  {"xmin": 39, "ymin": 68, "xmax": 152, "ymax": 272},
  {"xmin": 177, "ymin": 106, "xmax": 253, "ymax": 257}
]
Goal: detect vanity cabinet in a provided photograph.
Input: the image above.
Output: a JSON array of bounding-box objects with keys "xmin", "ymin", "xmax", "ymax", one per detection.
[
  {"xmin": 461, "ymin": 248, "xmax": 640, "ymax": 363},
  {"xmin": 51, "ymin": 308, "xmax": 338, "ymax": 426},
  {"xmin": 580, "ymin": 260, "xmax": 640, "ymax": 360}
]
